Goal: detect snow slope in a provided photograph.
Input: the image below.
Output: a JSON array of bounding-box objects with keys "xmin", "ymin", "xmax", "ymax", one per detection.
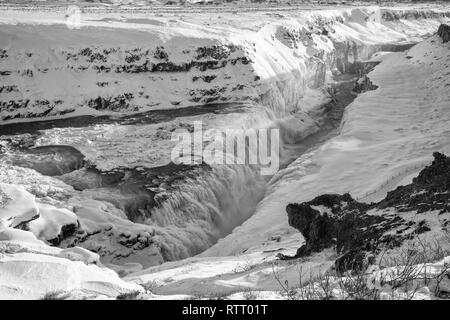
[
  {"xmin": 124, "ymin": 34, "xmax": 450, "ymax": 299},
  {"xmin": 1, "ymin": 6, "xmax": 449, "ymax": 123},
  {"xmin": 203, "ymin": 34, "xmax": 450, "ymax": 257}
]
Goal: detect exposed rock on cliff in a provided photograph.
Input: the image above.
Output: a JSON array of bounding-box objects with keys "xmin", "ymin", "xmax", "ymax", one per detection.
[
  {"xmin": 353, "ymin": 75, "xmax": 379, "ymax": 93},
  {"xmin": 438, "ymin": 24, "xmax": 450, "ymax": 43},
  {"xmin": 282, "ymin": 152, "xmax": 450, "ymax": 273}
]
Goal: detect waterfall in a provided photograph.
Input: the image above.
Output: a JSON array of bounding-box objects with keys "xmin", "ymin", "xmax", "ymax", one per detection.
[
  {"xmin": 148, "ymin": 164, "xmax": 267, "ymax": 260},
  {"xmin": 4, "ymin": 6, "xmax": 449, "ymax": 265}
]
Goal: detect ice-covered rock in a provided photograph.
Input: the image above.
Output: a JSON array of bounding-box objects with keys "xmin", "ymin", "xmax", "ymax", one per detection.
[
  {"xmin": 0, "ymin": 251, "xmax": 142, "ymax": 299},
  {"xmin": 281, "ymin": 152, "xmax": 450, "ymax": 272},
  {"xmin": 0, "ymin": 183, "xmax": 39, "ymax": 228}
]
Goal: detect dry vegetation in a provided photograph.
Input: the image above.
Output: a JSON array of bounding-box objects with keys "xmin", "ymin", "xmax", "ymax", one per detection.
[{"xmin": 271, "ymin": 230, "xmax": 450, "ymax": 300}]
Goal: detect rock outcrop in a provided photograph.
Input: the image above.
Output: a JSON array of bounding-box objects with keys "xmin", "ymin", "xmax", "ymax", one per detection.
[
  {"xmin": 282, "ymin": 152, "xmax": 450, "ymax": 273},
  {"xmin": 438, "ymin": 24, "xmax": 450, "ymax": 43}
]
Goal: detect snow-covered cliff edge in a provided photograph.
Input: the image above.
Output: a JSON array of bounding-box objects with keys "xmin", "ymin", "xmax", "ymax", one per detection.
[{"xmin": 1, "ymin": 6, "xmax": 449, "ymax": 123}]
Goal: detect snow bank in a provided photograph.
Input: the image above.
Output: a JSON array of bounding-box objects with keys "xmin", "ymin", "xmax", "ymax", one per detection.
[
  {"xmin": 0, "ymin": 251, "xmax": 141, "ymax": 299},
  {"xmin": 0, "ymin": 164, "xmax": 165, "ymax": 267},
  {"xmin": 0, "ymin": 223, "xmax": 141, "ymax": 299},
  {"xmin": 1, "ymin": 6, "xmax": 448, "ymax": 124},
  {"xmin": 203, "ymin": 34, "xmax": 450, "ymax": 257}
]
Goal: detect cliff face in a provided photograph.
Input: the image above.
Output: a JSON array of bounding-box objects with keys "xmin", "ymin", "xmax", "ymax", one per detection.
[
  {"xmin": 0, "ymin": 34, "xmax": 255, "ymax": 121},
  {"xmin": 283, "ymin": 152, "xmax": 450, "ymax": 273},
  {"xmin": 1, "ymin": 7, "xmax": 449, "ymax": 123}
]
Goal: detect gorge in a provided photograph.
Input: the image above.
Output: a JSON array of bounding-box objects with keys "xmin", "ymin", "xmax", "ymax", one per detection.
[{"xmin": 1, "ymin": 3, "xmax": 450, "ymax": 299}]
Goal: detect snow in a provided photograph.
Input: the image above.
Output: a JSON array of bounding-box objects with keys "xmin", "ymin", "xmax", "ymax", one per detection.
[
  {"xmin": 58, "ymin": 247, "xmax": 100, "ymax": 265},
  {"xmin": 2, "ymin": 5, "xmax": 448, "ymax": 263},
  {"xmin": 0, "ymin": 227, "xmax": 46, "ymax": 245},
  {"xmin": 0, "ymin": 180, "xmax": 78, "ymax": 243},
  {"xmin": 28, "ymin": 203, "xmax": 78, "ymax": 242},
  {"xmin": 0, "ymin": 6, "xmax": 448, "ymax": 123},
  {"xmin": 0, "ymin": 183, "xmax": 38, "ymax": 228},
  {"xmin": 0, "ymin": 251, "xmax": 142, "ymax": 299},
  {"xmin": 202, "ymin": 34, "xmax": 450, "ymax": 257}
]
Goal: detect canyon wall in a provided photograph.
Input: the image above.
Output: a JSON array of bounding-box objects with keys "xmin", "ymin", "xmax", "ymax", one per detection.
[{"xmin": 1, "ymin": 6, "xmax": 450, "ymax": 268}]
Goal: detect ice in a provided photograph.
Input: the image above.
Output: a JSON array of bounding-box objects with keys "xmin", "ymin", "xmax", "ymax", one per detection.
[{"xmin": 203, "ymin": 35, "xmax": 450, "ymax": 257}]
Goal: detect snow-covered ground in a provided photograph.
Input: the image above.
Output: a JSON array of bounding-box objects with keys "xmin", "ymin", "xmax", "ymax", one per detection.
[
  {"xmin": 1, "ymin": 4, "xmax": 450, "ymax": 299},
  {"xmin": 0, "ymin": 225, "xmax": 142, "ymax": 299},
  {"xmin": 203, "ymin": 33, "xmax": 450, "ymax": 257},
  {"xmin": 126, "ymin": 34, "xmax": 450, "ymax": 300},
  {"xmin": 1, "ymin": 5, "xmax": 448, "ymax": 123}
]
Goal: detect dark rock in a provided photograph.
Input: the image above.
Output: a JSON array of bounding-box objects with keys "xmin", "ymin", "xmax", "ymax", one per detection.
[
  {"xmin": 282, "ymin": 153, "xmax": 450, "ymax": 273},
  {"xmin": 47, "ymin": 221, "xmax": 80, "ymax": 246}
]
